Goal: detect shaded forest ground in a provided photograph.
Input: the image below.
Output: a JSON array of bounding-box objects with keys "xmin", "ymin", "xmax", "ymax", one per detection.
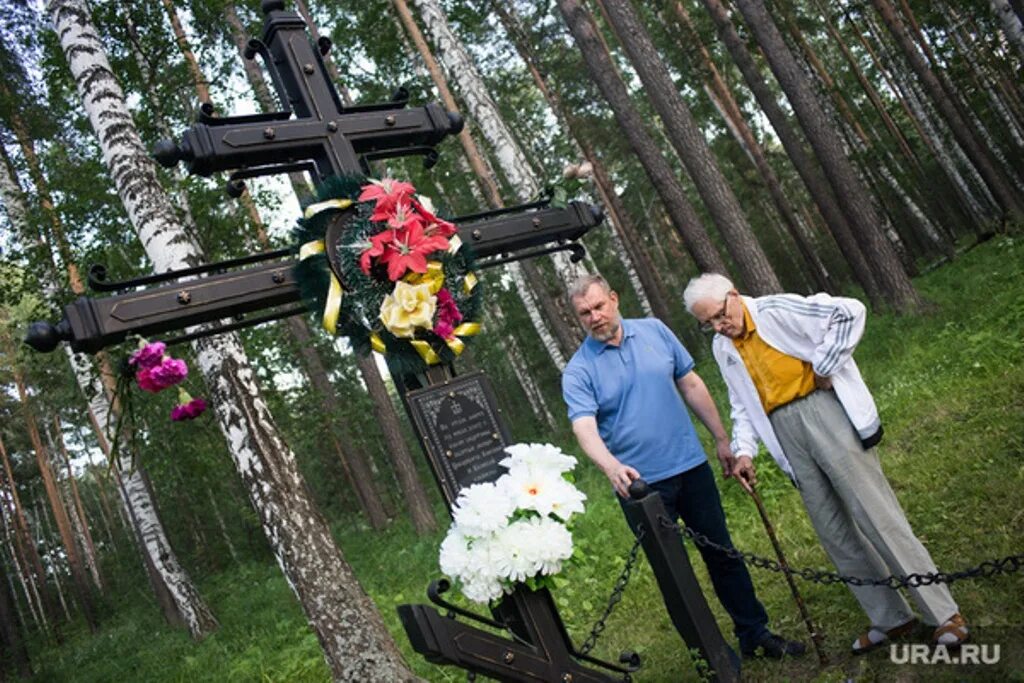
[{"xmin": 24, "ymin": 236, "xmax": 1024, "ymax": 681}]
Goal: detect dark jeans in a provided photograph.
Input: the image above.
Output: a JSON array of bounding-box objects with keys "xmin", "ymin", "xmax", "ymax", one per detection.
[{"xmin": 620, "ymin": 461, "xmax": 769, "ymax": 651}]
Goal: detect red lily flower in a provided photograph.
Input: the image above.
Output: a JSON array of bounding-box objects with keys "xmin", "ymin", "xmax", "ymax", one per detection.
[
  {"xmin": 358, "ymin": 178, "xmax": 416, "ymax": 213},
  {"xmin": 359, "ymin": 229, "xmax": 399, "ymax": 274},
  {"xmin": 412, "ymin": 198, "xmax": 458, "ymax": 238},
  {"xmin": 383, "ymin": 223, "xmax": 451, "ymax": 281}
]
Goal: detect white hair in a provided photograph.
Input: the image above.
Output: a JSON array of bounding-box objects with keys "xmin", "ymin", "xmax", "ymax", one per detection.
[{"xmin": 682, "ymin": 273, "xmax": 735, "ymax": 314}]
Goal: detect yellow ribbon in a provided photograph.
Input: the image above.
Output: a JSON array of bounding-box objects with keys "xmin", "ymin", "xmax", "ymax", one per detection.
[
  {"xmin": 441, "ymin": 322, "xmax": 481, "ymax": 358},
  {"xmin": 402, "ymin": 261, "xmax": 445, "ymax": 294},
  {"xmin": 410, "ymin": 339, "xmax": 442, "ymax": 365},
  {"xmin": 463, "ymin": 272, "xmax": 478, "ymax": 295},
  {"xmin": 299, "ymin": 239, "xmax": 325, "ymax": 260},
  {"xmin": 299, "ymin": 239, "xmax": 343, "ymax": 334},
  {"xmin": 303, "ymin": 198, "xmax": 353, "ymax": 220},
  {"xmin": 369, "ymin": 332, "xmax": 386, "ymax": 354}
]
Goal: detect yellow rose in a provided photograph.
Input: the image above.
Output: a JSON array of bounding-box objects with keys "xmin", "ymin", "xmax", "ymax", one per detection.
[{"xmin": 380, "ymin": 281, "xmax": 437, "ymax": 338}]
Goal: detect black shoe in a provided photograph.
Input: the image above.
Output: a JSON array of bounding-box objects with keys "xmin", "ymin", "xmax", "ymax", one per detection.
[{"xmin": 741, "ymin": 632, "xmax": 807, "ymax": 659}]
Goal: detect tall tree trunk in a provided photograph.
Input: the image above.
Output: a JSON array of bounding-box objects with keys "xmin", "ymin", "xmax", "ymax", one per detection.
[
  {"xmin": 669, "ymin": 0, "xmax": 833, "ymax": 292},
  {"xmin": 0, "ymin": 450, "xmax": 47, "ymax": 637},
  {"xmin": 409, "ymin": 0, "xmax": 587, "ymax": 356},
  {"xmin": 50, "ymin": 417, "xmax": 103, "ymax": 593},
  {"xmin": 597, "ymin": 0, "xmax": 781, "ymax": 294},
  {"xmin": 0, "ymin": 98, "xmax": 219, "ymax": 638},
  {"xmin": 390, "ymin": 0, "xmax": 573, "ymax": 369},
  {"xmin": 0, "ymin": 435, "xmax": 55, "ymax": 632},
  {"xmin": 872, "ymin": 0, "xmax": 1024, "ymax": 220},
  {"xmin": 7, "ymin": 361, "xmax": 97, "ymax": 632},
  {"xmin": 48, "ymin": 1, "xmax": 416, "ymax": 676},
  {"xmin": 729, "ymin": 0, "xmax": 923, "ymax": 311},
  {"xmin": 0, "ymin": 558, "xmax": 32, "ymax": 679},
  {"xmin": 557, "ymin": 0, "xmax": 727, "ymax": 279},
  {"xmin": 990, "ymin": 0, "xmax": 1024, "ymax": 58},
  {"xmin": 700, "ymin": 0, "xmax": 882, "ymax": 303},
  {"xmin": 493, "ymin": 1, "xmax": 672, "ymax": 318},
  {"xmin": 32, "ymin": 497, "xmax": 71, "ymax": 621}
]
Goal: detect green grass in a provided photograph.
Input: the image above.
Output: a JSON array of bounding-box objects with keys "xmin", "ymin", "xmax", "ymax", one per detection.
[{"xmin": 24, "ymin": 237, "xmax": 1024, "ymax": 681}]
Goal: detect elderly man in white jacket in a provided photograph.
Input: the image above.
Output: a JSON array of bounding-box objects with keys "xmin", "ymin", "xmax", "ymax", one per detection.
[{"xmin": 683, "ymin": 273, "xmax": 968, "ymax": 653}]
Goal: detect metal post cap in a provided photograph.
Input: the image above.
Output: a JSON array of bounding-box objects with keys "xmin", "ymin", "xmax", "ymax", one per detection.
[
  {"xmin": 24, "ymin": 321, "xmax": 66, "ymax": 353},
  {"xmin": 627, "ymin": 479, "xmax": 651, "ymax": 500},
  {"xmin": 447, "ymin": 111, "xmax": 465, "ymax": 134},
  {"xmin": 261, "ymin": 0, "xmax": 285, "ymax": 14}
]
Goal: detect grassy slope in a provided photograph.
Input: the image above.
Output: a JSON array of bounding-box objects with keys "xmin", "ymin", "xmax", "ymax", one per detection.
[{"xmin": 27, "ymin": 237, "xmax": 1024, "ymax": 682}]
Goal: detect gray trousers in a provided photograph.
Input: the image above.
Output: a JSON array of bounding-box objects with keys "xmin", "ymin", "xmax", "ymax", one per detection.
[{"xmin": 769, "ymin": 390, "xmax": 958, "ymax": 629}]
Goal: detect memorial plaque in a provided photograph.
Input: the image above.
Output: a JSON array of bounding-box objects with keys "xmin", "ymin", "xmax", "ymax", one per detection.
[{"xmin": 406, "ymin": 371, "xmax": 512, "ymax": 506}]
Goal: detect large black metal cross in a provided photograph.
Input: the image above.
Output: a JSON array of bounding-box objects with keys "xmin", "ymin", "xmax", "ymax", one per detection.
[
  {"xmin": 23, "ymin": 2, "xmax": 737, "ymax": 681},
  {"xmin": 153, "ymin": 0, "xmax": 461, "ymax": 189}
]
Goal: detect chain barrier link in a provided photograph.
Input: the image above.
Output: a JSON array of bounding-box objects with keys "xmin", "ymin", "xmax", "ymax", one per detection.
[
  {"xmin": 579, "ymin": 527, "xmax": 645, "ymax": 656},
  {"xmin": 658, "ymin": 515, "xmax": 1024, "ymax": 589}
]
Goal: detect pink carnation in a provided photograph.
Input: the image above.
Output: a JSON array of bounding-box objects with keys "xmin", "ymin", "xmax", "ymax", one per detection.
[
  {"xmin": 171, "ymin": 398, "xmax": 207, "ymax": 421},
  {"xmin": 433, "ymin": 288, "xmax": 463, "ymax": 339},
  {"xmin": 129, "ymin": 341, "xmax": 166, "ymax": 369},
  {"xmin": 136, "ymin": 357, "xmax": 188, "ymax": 393},
  {"xmin": 135, "ymin": 367, "xmax": 163, "ymax": 393}
]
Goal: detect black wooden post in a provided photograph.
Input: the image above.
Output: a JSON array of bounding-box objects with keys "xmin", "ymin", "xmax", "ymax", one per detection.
[{"xmin": 621, "ymin": 482, "xmax": 741, "ymax": 683}]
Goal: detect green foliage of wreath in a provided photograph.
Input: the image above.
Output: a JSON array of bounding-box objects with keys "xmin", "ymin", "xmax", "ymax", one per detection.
[{"xmin": 291, "ymin": 175, "xmax": 482, "ymax": 376}]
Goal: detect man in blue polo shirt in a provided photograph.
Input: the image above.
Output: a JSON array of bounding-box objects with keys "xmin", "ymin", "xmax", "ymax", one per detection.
[{"xmin": 561, "ymin": 275, "xmax": 804, "ymax": 659}]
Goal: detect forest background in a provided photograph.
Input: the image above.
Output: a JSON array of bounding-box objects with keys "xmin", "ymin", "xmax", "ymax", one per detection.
[{"xmin": 0, "ymin": 0, "xmax": 1022, "ymax": 680}]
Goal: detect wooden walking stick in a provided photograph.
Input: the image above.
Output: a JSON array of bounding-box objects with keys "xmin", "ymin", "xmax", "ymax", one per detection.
[{"xmin": 742, "ymin": 479, "xmax": 828, "ymax": 666}]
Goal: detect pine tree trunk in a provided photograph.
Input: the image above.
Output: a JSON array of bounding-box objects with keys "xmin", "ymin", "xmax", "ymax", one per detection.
[
  {"xmin": 0, "ymin": 435, "xmax": 56, "ymax": 631},
  {"xmin": 0, "ymin": 461, "xmax": 46, "ymax": 636},
  {"xmin": 729, "ymin": 0, "xmax": 923, "ymax": 311},
  {"xmin": 8, "ymin": 363, "xmax": 97, "ymax": 632},
  {"xmin": 557, "ymin": 0, "xmax": 727, "ymax": 278},
  {"xmin": 872, "ymin": 0, "xmax": 1024, "ymax": 219},
  {"xmin": 48, "ymin": 1, "xmax": 416, "ymax": 675},
  {"xmin": 670, "ymin": 0, "xmax": 832, "ymax": 293},
  {"xmin": 597, "ymin": 0, "xmax": 780, "ymax": 294},
  {"xmin": 50, "ymin": 417, "xmax": 103, "ymax": 593},
  {"xmin": 700, "ymin": 0, "xmax": 882, "ymax": 302},
  {"xmin": 493, "ymin": 1, "xmax": 668, "ymax": 317},
  {"xmin": 0, "ymin": 561, "xmax": 32, "ymax": 678}
]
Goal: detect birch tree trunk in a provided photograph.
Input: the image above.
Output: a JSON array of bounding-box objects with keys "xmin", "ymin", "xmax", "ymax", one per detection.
[
  {"xmin": 46, "ymin": 423, "xmax": 102, "ymax": 593},
  {"xmin": 0, "ymin": 447, "xmax": 47, "ymax": 636},
  {"xmin": 391, "ymin": 0, "xmax": 571, "ymax": 369},
  {"xmin": 989, "ymin": 0, "xmax": 1024, "ymax": 58},
  {"xmin": 409, "ymin": 0, "xmax": 589, "ymax": 354},
  {"xmin": 48, "ymin": 1, "xmax": 416, "ymax": 676}
]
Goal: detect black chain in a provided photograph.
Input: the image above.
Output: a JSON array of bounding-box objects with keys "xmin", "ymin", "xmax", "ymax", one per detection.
[
  {"xmin": 579, "ymin": 527, "xmax": 645, "ymax": 656},
  {"xmin": 659, "ymin": 515, "xmax": 1024, "ymax": 589}
]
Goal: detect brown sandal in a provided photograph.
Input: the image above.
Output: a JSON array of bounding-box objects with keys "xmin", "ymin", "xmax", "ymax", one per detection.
[
  {"xmin": 852, "ymin": 618, "xmax": 918, "ymax": 654},
  {"xmin": 933, "ymin": 613, "xmax": 969, "ymax": 647}
]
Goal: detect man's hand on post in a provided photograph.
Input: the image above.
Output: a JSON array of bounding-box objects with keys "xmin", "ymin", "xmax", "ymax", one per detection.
[
  {"xmin": 606, "ymin": 462, "xmax": 641, "ymax": 499},
  {"xmin": 814, "ymin": 373, "xmax": 833, "ymax": 391},
  {"xmin": 733, "ymin": 455, "xmax": 757, "ymax": 494}
]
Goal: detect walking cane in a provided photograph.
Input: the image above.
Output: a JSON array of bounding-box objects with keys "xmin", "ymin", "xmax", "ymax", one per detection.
[{"xmin": 741, "ymin": 478, "xmax": 829, "ymax": 666}]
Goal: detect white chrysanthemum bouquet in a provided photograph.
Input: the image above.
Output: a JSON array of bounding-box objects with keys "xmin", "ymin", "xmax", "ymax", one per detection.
[{"xmin": 439, "ymin": 443, "xmax": 587, "ymax": 604}]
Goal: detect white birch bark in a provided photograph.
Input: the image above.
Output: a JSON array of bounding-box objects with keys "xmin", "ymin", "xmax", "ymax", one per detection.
[
  {"xmin": 44, "ymin": 427, "xmax": 102, "ymax": 592},
  {"xmin": 411, "ymin": 0, "xmax": 587, "ymax": 289},
  {"xmin": 486, "ymin": 305, "xmax": 558, "ymax": 431},
  {"xmin": 988, "ymin": 0, "xmax": 1024, "ymax": 60},
  {"xmin": 0, "ymin": 502, "xmax": 43, "ymax": 632},
  {"xmin": 48, "ymin": 2, "xmax": 415, "ymax": 676},
  {"xmin": 68, "ymin": 349, "xmax": 219, "ymax": 638}
]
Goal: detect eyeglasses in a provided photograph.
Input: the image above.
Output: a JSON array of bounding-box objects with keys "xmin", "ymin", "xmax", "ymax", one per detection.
[{"xmin": 699, "ymin": 295, "xmax": 731, "ymax": 333}]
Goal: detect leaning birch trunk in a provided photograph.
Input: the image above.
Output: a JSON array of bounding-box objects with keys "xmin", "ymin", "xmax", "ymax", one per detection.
[
  {"xmin": 0, "ymin": 480, "xmax": 45, "ymax": 634},
  {"xmin": 392, "ymin": 0, "xmax": 570, "ymax": 369},
  {"xmin": 67, "ymin": 350, "xmax": 219, "ymax": 638},
  {"xmin": 410, "ymin": 0, "xmax": 589, "ymax": 361},
  {"xmin": 0, "ymin": 111, "xmax": 217, "ymax": 638},
  {"xmin": 48, "ymin": 1, "xmax": 416, "ymax": 677}
]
